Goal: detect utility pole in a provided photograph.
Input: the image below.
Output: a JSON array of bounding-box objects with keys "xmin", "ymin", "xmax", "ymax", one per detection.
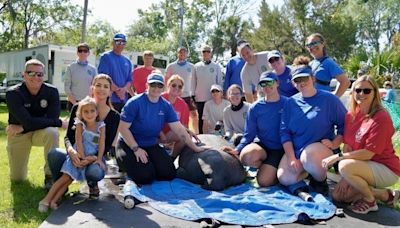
[
  {"xmin": 178, "ymin": 0, "xmax": 184, "ymax": 47},
  {"xmin": 81, "ymin": 0, "xmax": 88, "ymax": 43}
]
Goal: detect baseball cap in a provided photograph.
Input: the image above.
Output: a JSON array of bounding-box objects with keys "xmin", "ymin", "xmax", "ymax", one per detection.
[
  {"xmin": 291, "ymin": 66, "xmax": 313, "ymax": 80},
  {"xmin": 201, "ymin": 44, "xmax": 212, "ymax": 52},
  {"xmin": 147, "ymin": 73, "xmax": 164, "ymax": 85},
  {"xmin": 267, "ymin": 50, "xmax": 282, "ymax": 61},
  {"xmin": 259, "ymin": 71, "xmax": 278, "ymax": 84},
  {"xmin": 177, "ymin": 46, "xmax": 187, "ymax": 52},
  {"xmin": 210, "ymin": 84, "xmax": 223, "ymax": 92},
  {"xmin": 113, "ymin": 33, "xmax": 127, "ymax": 41}
]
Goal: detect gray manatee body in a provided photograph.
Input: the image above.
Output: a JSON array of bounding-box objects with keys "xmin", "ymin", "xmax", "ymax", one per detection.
[{"xmin": 177, "ymin": 134, "xmax": 246, "ymax": 191}]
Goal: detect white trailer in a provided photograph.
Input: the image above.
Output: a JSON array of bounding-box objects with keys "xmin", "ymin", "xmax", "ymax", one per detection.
[
  {"xmin": 0, "ymin": 44, "xmax": 95, "ymax": 103},
  {"xmin": 127, "ymin": 51, "xmax": 170, "ymax": 74}
]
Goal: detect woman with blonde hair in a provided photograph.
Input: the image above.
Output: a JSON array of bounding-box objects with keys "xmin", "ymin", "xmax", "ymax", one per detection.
[{"xmin": 323, "ymin": 75, "xmax": 400, "ymax": 214}]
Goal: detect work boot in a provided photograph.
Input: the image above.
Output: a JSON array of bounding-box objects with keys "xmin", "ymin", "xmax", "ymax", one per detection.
[
  {"xmin": 309, "ymin": 176, "xmax": 329, "ymax": 196},
  {"xmin": 89, "ymin": 184, "xmax": 100, "ymax": 199}
]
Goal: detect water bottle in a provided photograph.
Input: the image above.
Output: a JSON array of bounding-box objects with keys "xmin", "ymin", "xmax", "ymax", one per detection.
[{"xmin": 123, "ymin": 180, "xmax": 137, "ymax": 209}]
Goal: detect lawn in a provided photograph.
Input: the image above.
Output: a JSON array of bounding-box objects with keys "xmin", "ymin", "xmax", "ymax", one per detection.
[{"xmin": 0, "ymin": 103, "xmax": 399, "ymax": 227}]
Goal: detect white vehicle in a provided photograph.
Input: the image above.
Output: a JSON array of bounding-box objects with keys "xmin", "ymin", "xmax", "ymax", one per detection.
[
  {"xmin": 127, "ymin": 52, "xmax": 169, "ymax": 74},
  {"xmin": 0, "ymin": 44, "xmax": 95, "ymax": 104}
]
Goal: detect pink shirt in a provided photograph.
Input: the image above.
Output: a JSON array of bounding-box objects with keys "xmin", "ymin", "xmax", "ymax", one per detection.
[
  {"xmin": 344, "ymin": 109, "xmax": 400, "ymax": 176},
  {"xmin": 132, "ymin": 66, "xmax": 155, "ymax": 94},
  {"xmin": 161, "ymin": 92, "xmax": 190, "ymax": 133}
]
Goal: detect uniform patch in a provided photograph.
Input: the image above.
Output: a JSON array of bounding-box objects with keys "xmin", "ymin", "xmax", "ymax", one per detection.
[
  {"xmin": 40, "ymin": 99, "xmax": 48, "ymax": 108},
  {"xmin": 210, "ymin": 68, "xmax": 215, "ymax": 73}
]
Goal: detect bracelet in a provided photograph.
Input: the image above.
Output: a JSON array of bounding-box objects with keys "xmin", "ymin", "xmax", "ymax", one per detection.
[{"xmin": 131, "ymin": 146, "xmax": 139, "ymax": 152}]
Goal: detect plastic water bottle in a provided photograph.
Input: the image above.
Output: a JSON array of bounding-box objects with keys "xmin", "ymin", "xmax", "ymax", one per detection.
[{"xmin": 123, "ymin": 180, "xmax": 137, "ymax": 209}]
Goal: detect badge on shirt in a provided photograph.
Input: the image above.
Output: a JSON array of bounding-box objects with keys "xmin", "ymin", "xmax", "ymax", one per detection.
[
  {"xmin": 187, "ymin": 68, "xmax": 192, "ymax": 73},
  {"xmin": 209, "ymin": 68, "xmax": 215, "ymax": 73},
  {"xmin": 92, "ymin": 135, "xmax": 99, "ymax": 144},
  {"xmin": 40, "ymin": 99, "xmax": 48, "ymax": 108}
]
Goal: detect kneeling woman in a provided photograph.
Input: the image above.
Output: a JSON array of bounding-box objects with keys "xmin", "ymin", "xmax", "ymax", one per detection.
[
  {"xmin": 117, "ymin": 73, "xmax": 206, "ymax": 185},
  {"xmin": 323, "ymin": 75, "xmax": 400, "ymax": 214}
]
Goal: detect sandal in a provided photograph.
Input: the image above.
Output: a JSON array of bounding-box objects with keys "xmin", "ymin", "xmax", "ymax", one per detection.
[
  {"xmin": 349, "ymin": 199, "xmax": 378, "ymax": 214},
  {"xmin": 383, "ymin": 189, "xmax": 400, "ymax": 208},
  {"xmin": 38, "ymin": 201, "xmax": 49, "ymax": 213},
  {"xmin": 50, "ymin": 202, "xmax": 58, "ymax": 210}
]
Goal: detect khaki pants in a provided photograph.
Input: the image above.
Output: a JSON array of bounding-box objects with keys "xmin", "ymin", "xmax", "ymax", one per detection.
[{"xmin": 6, "ymin": 127, "xmax": 59, "ymax": 181}]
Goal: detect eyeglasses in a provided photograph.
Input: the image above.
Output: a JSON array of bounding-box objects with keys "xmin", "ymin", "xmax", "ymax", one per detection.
[
  {"xmin": 211, "ymin": 90, "xmax": 221, "ymax": 93},
  {"xmin": 171, "ymin": 83, "xmax": 183, "ymax": 89},
  {"xmin": 78, "ymin": 49, "xmax": 89, "ymax": 53},
  {"xmin": 26, "ymin": 71, "xmax": 44, "ymax": 77},
  {"xmin": 202, "ymin": 50, "xmax": 211, "ymax": 53},
  {"xmin": 149, "ymin": 82, "xmax": 164, "ymax": 88},
  {"xmin": 115, "ymin": 40, "xmax": 126, "ymax": 46},
  {"xmin": 354, "ymin": 88, "xmax": 373, "ymax": 94},
  {"xmin": 268, "ymin": 57, "xmax": 280, "ymax": 64},
  {"xmin": 293, "ymin": 77, "xmax": 309, "ymax": 84},
  {"xmin": 259, "ymin": 81, "xmax": 275, "ymax": 88},
  {"xmin": 229, "ymin": 92, "xmax": 242, "ymax": 96},
  {"xmin": 305, "ymin": 40, "xmax": 322, "ymax": 49}
]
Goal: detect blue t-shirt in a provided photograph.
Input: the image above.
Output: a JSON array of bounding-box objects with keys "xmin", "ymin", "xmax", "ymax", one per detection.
[
  {"xmin": 223, "ymin": 56, "xmax": 245, "ymax": 93},
  {"xmin": 236, "ymin": 96, "xmax": 288, "ymax": 152},
  {"xmin": 276, "ymin": 66, "xmax": 298, "ymax": 97},
  {"xmin": 121, "ymin": 94, "xmax": 178, "ymax": 147},
  {"xmin": 98, "ymin": 51, "xmax": 133, "ymax": 103},
  {"xmin": 280, "ymin": 90, "xmax": 346, "ymax": 158},
  {"xmin": 310, "ymin": 56, "xmax": 344, "ymax": 91},
  {"xmin": 384, "ymin": 89, "xmax": 396, "ymax": 103}
]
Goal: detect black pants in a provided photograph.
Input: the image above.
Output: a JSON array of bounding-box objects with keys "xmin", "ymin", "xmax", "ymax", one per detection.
[
  {"xmin": 196, "ymin": 101, "xmax": 205, "ymax": 134},
  {"xmin": 116, "ymin": 140, "xmax": 176, "ymax": 185}
]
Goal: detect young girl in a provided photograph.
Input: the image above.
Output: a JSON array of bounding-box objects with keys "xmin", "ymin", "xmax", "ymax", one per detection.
[{"xmin": 39, "ymin": 96, "xmax": 106, "ymax": 212}]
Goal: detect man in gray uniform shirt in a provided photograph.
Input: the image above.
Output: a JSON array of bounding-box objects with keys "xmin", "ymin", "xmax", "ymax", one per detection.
[
  {"xmin": 239, "ymin": 41, "xmax": 270, "ymax": 103},
  {"xmin": 64, "ymin": 43, "xmax": 97, "ymax": 110},
  {"xmin": 193, "ymin": 45, "xmax": 223, "ymax": 134}
]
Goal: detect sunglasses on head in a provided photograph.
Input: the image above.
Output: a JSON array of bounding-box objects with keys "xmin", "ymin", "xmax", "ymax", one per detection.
[
  {"xmin": 202, "ymin": 50, "xmax": 211, "ymax": 53},
  {"xmin": 149, "ymin": 82, "xmax": 164, "ymax": 88},
  {"xmin": 115, "ymin": 40, "xmax": 126, "ymax": 46},
  {"xmin": 259, "ymin": 80, "xmax": 275, "ymax": 88},
  {"xmin": 293, "ymin": 76, "xmax": 310, "ymax": 84},
  {"xmin": 26, "ymin": 71, "xmax": 44, "ymax": 77},
  {"xmin": 77, "ymin": 49, "xmax": 89, "ymax": 53},
  {"xmin": 211, "ymin": 89, "xmax": 221, "ymax": 93},
  {"xmin": 354, "ymin": 88, "xmax": 373, "ymax": 94},
  {"xmin": 305, "ymin": 40, "xmax": 322, "ymax": 48},
  {"xmin": 268, "ymin": 57, "xmax": 280, "ymax": 64},
  {"xmin": 171, "ymin": 83, "xmax": 183, "ymax": 89}
]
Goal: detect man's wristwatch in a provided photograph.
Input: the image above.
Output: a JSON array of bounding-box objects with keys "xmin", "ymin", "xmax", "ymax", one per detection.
[{"xmin": 131, "ymin": 146, "xmax": 139, "ymax": 152}]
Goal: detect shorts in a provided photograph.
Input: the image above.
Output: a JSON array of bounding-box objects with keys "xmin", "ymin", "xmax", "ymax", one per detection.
[
  {"xmin": 255, "ymin": 141, "xmax": 285, "ymax": 168},
  {"xmin": 182, "ymin": 96, "xmax": 197, "ymax": 111},
  {"xmin": 368, "ymin": 160, "xmax": 399, "ymax": 188}
]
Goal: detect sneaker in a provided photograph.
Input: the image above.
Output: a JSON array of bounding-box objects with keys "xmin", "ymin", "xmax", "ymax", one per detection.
[
  {"xmin": 309, "ymin": 177, "xmax": 329, "ymax": 196},
  {"xmin": 349, "ymin": 199, "xmax": 378, "ymax": 214},
  {"xmin": 89, "ymin": 184, "xmax": 100, "ymax": 199},
  {"xmin": 44, "ymin": 175, "xmax": 53, "ymax": 191},
  {"xmin": 38, "ymin": 201, "xmax": 49, "ymax": 213},
  {"xmin": 384, "ymin": 189, "xmax": 400, "ymax": 208}
]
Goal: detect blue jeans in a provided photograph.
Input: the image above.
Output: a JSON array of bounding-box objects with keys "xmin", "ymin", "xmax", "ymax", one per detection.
[{"xmin": 47, "ymin": 148, "xmax": 105, "ymax": 188}]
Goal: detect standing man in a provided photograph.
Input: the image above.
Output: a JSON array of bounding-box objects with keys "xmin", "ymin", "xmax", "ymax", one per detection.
[
  {"xmin": 223, "ymin": 40, "xmax": 246, "ymax": 96},
  {"xmin": 98, "ymin": 33, "xmax": 133, "ymax": 112},
  {"xmin": 165, "ymin": 46, "xmax": 198, "ymax": 133},
  {"xmin": 64, "ymin": 43, "xmax": 97, "ymax": 110},
  {"xmin": 6, "ymin": 59, "xmax": 66, "ymax": 190},
  {"xmin": 131, "ymin": 50, "xmax": 156, "ymax": 95},
  {"xmin": 193, "ymin": 44, "xmax": 223, "ymax": 134},
  {"xmin": 239, "ymin": 41, "xmax": 270, "ymax": 103}
]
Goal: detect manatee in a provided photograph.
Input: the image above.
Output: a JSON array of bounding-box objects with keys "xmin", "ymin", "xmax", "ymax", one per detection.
[{"xmin": 177, "ymin": 134, "xmax": 246, "ymax": 191}]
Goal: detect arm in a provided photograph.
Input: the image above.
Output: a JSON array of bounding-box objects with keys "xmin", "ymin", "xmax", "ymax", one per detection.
[
  {"xmin": 223, "ymin": 110, "xmax": 233, "ymax": 140},
  {"xmin": 75, "ymin": 123, "xmax": 85, "ymax": 159},
  {"xmin": 169, "ymin": 122, "xmax": 206, "ymax": 153},
  {"xmin": 95, "ymin": 126, "xmax": 106, "ymax": 170},
  {"xmin": 282, "ymin": 141, "xmax": 302, "ymax": 172},
  {"xmin": 223, "ymin": 62, "xmax": 232, "ymax": 95},
  {"xmin": 202, "ymin": 102, "xmax": 209, "ymax": 134},
  {"xmin": 322, "ymin": 148, "xmax": 375, "ymax": 169},
  {"xmin": 64, "ymin": 66, "xmax": 76, "ymax": 104},
  {"xmin": 216, "ymin": 64, "xmax": 223, "ymax": 87},
  {"xmin": 245, "ymin": 93, "xmax": 254, "ymax": 103},
  {"xmin": 334, "ymin": 73, "xmax": 350, "ymax": 97},
  {"xmin": 119, "ymin": 120, "xmax": 149, "ymax": 163}
]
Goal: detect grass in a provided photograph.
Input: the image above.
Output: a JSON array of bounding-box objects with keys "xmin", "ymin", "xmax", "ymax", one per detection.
[{"xmin": 0, "ymin": 103, "xmax": 399, "ymax": 227}]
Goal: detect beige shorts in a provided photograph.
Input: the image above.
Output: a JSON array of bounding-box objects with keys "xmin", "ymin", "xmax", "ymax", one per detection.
[{"xmin": 369, "ymin": 160, "xmax": 399, "ymax": 188}]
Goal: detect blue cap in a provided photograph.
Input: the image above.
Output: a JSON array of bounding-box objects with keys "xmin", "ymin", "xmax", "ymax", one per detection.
[
  {"xmin": 113, "ymin": 33, "xmax": 127, "ymax": 41},
  {"xmin": 147, "ymin": 73, "xmax": 164, "ymax": 85},
  {"xmin": 267, "ymin": 50, "xmax": 282, "ymax": 61},
  {"xmin": 291, "ymin": 66, "xmax": 313, "ymax": 80},
  {"xmin": 259, "ymin": 71, "xmax": 278, "ymax": 84}
]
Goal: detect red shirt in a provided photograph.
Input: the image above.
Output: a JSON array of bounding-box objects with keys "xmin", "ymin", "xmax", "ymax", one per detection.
[
  {"xmin": 132, "ymin": 66, "xmax": 155, "ymax": 94},
  {"xmin": 344, "ymin": 109, "xmax": 400, "ymax": 176},
  {"xmin": 161, "ymin": 92, "xmax": 190, "ymax": 133}
]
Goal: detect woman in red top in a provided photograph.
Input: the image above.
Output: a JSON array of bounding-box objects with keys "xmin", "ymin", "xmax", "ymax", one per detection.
[{"xmin": 322, "ymin": 75, "xmax": 400, "ymax": 214}]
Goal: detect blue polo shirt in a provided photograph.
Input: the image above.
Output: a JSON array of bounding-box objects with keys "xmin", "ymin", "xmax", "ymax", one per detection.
[
  {"xmin": 121, "ymin": 94, "xmax": 178, "ymax": 147},
  {"xmin": 310, "ymin": 56, "xmax": 344, "ymax": 91}
]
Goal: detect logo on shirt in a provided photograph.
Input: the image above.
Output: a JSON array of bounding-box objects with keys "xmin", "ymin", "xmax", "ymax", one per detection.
[
  {"xmin": 209, "ymin": 68, "xmax": 215, "ymax": 73},
  {"xmin": 40, "ymin": 99, "xmax": 48, "ymax": 108},
  {"xmin": 88, "ymin": 69, "xmax": 95, "ymax": 76},
  {"xmin": 306, "ymin": 106, "xmax": 320, "ymax": 119},
  {"xmin": 158, "ymin": 110, "xmax": 165, "ymax": 116},
  {"xmin": 187, "ymin": 68, "xmax": 192, "ymax": 73}
]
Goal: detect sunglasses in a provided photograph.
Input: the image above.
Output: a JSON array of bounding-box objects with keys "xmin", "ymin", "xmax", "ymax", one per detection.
[
  {"xmin": 259, "ymin": 80, "xmax": 275, "ymax": 88},
  {"xmin": 268, "ymin": 57, "xmax": 280, "ymax": 64},
  {"xmin": 77, "ymin": 49, "xmax": 89, "ymax": 53},
  {"xmin": 211, "ymin": 90, "xmax": 221, "ymax": 93},
  {"xmin": 293, "ymin": 77, "xmax": 309, "ymax": 84},
  {"xmin": 305, "ymin": 40, "xmax": 322, "ymax": 48},
  {"xmin": 115, "ymin": 40, "xmax": 126, "ymax": 46},
  {"xmin": 149, "ymin": 82, "xmax": 164, "ymax": 88},
  {"xmin": 354, "ymin": 88, "xmax": 373, "ymax": 94},
  {"xmin": 171, "ymin": 83, "xmax": 183, "ymax": 89},
  {"xmin": 26, "ymin": 71, "xmax": 44, "ymax": 77}
]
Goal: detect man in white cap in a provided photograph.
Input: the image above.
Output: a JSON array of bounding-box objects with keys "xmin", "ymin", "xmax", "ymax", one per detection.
[
  {"xmin": 239, "ymin": 41, "xmax": 271, "ymax": 103},
  {"xmin": 193, "ymin": 44, "xmax": 223, "ymax": 134},
  {"xmin": 202, "ymin": 84, "xmax": 230, "ymax": 134},
  {"xmin": 98, "ymin": 33, "xmax": 133, "ymax": 112}
]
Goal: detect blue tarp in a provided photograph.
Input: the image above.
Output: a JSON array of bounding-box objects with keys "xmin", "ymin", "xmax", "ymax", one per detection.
[{"xmin": 130, "ymin": 178, "xmax": 336, "ymax": 226}]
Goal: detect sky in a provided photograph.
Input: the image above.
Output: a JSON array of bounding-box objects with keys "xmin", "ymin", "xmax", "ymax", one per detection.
[{"xmin": 72, "ymin": 0, "xmax": 284, "ymax": 33}]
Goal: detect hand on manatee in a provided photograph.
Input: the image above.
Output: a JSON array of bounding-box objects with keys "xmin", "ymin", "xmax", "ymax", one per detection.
[{"xmin": 221, "ymin": 146, "xmax": 239, "ymax": 156}]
